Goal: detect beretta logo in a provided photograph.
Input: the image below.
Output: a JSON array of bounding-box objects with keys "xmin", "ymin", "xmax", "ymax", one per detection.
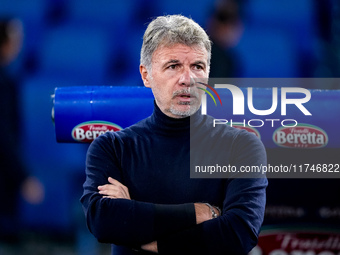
[
  {"xmin": 72, "ymin": 121, "xmax": 122, "ymax": 142},
  {"xmin": 273, "ymin": 123, "xmax": 328, "ymax": 148},
  {"xmin": 230, "ymin": 123, "xmax": 261, "ymax": 138},
  {"xmin": 252, "ymin": 229, "xmax": 340, "ymax": 255}
]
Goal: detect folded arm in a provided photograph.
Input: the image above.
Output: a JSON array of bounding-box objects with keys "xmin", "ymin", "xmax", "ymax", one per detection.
[{"xmin": 97, "ymin": 177, "xmax": 219, "ymax": 253}]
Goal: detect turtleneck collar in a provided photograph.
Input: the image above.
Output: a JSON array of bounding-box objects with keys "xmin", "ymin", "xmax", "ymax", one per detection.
[{"xmin": 147, "ymin": 100, "xmax": 203, "ymax": 136}]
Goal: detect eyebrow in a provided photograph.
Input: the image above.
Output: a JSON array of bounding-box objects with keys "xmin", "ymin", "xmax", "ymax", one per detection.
[
  {"xmin": 193, "ymin": 61, "xmax": 206, "ymax": 68},
  {"xmin": 162, "ymin": 59, "xmax": 207, "ymax": 68}
]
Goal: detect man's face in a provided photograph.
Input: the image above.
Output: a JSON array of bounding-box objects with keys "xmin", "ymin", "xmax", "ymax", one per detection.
[{"xmin": 140, "ymin": 43, "xmax": 209, "ymax": 118}]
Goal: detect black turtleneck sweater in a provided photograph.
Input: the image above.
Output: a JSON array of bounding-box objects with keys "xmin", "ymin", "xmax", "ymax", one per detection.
[{"xmin": 81, "ymin": 102, "xmax": 267, "ymax": 255}]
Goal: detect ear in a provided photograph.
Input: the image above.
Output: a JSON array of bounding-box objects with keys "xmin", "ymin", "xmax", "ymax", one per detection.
[{"xmin": 140, "ymin": 65, "xmax": 151, "ymax": 88}]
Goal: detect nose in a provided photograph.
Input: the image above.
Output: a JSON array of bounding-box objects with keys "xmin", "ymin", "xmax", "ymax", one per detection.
[{"xmin": 178, "ymin": 68, "xmax": 194, "ymax": 87}]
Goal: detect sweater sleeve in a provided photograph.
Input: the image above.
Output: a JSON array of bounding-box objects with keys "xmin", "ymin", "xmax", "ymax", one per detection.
[
  {"xmin": 80, "ymin": 133, "xmax": 196, "ymax": 248},
  {"xmin": 157, "ymin": 131, "xmax": 268, "ymax": 255}
]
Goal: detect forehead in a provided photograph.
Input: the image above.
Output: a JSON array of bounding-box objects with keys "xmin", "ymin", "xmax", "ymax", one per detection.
[{"xmin": 152, "ymin": 43, "xmax": 208, "ymax": 64}]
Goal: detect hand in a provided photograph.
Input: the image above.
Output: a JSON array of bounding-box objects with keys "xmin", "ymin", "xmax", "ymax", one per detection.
[
  {"xmin": 98, "ymin": 177, "xmax": 131, "ymax": 199},
  {"xmin": 141, "ymin": 241, "xmax": 158, "ymax": 253}
]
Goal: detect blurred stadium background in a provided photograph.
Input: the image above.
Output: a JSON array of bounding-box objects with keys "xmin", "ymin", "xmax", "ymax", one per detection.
[{"xmin": 0, "ymin": 0, "xmax": 339, "ymax": 254}]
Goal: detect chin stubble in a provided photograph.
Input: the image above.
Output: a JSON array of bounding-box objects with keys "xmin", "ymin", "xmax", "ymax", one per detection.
[{"xmin": 169, "ymin": 88, "xmax": 201, "ymax": 117}]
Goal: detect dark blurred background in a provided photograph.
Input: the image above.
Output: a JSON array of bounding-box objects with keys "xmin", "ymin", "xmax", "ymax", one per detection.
[{"xmin": 0, "ymin": 0, "xmax": 339, "ymax": 254}]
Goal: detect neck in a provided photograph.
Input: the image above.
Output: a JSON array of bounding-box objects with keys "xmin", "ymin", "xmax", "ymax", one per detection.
[{"xmin": 147, "ymin": 101, "xmax": 203, "ymax": 136}]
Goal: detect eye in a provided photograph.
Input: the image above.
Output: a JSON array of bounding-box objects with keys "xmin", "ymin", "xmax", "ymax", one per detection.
[
  {"xmin": 193, "ymin": 64, "xmax": 204, "ymax": 70},
  {"xmin": 168, "ymin": 64, "xmax": 178, "ymax": 70}
]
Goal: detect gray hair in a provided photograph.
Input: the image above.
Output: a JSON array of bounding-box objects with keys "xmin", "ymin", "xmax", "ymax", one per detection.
[{"xmin": 140, "ymin": 15, "xmax": 211, "ymax": 72}]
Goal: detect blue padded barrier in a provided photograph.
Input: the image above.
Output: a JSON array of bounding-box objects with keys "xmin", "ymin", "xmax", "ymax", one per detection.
[
  {"xmin": 54, "ymin": 86, "xmax": 154, "ymax": 143},
  {"xmin": 54, "ymin": 86, "xmax": 340, "ymax": 148}
]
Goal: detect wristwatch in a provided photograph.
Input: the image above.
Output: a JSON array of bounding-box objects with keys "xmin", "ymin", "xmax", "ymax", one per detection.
[{"xmin": 204, "ymin": 203, "xmax": 221, "ymax": 219}]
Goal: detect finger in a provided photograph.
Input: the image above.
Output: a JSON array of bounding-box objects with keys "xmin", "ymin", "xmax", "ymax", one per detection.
[
  {"xmin": 99, "ymin": 190, "xmax": 125, "ymax": 198},
  {"xmin": 99, "ymin": 183, "xmax": 125, "ymax": 194},
  {"xmin": 98, "ymin": 178, "xmax": 121, "ymax": 190},
  {"xmin": 98, "ymin": 179, "xmax": 121, "ymax": 193},
  {"xmin": 98, "ymin": 184, "xmax": 121, "ymax": 195},
  {"xmin": 98, "ymin": 185, "xmax": 120, "ymax": 195},
  {"xmin": 98, "ymin": 185, "xmax": 129, "ymax": 199},
  {"xmin": 108, "ymin": 177, "xmax": 123, "ymax": 186},
  {"xmin": 122, "ymin": 188, "xmax": 130, "ymax": 199}
]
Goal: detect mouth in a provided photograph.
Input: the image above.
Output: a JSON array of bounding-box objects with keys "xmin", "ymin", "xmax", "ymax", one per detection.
[
  {"xmin": 177, "ymin": 93, "xmax": 194, "ymax": 99},
  {"xmin": 175, "ymin": 93, "xmax": 197, "ymax": 103}
]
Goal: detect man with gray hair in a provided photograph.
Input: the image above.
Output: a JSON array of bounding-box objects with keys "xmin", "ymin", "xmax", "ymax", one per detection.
[
  {"xmin": 81, "ymin": 15, "xmax": 267, "ymax": 254},
  {"xmin": 140, "ymin": 14, "xmax": 211, "ymax": 118}
]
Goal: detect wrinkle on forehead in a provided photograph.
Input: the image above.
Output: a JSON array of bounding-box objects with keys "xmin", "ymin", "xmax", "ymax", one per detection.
[{"xmin": 152, "ymin": 43, "xmax": 208, "ymax": 65}]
